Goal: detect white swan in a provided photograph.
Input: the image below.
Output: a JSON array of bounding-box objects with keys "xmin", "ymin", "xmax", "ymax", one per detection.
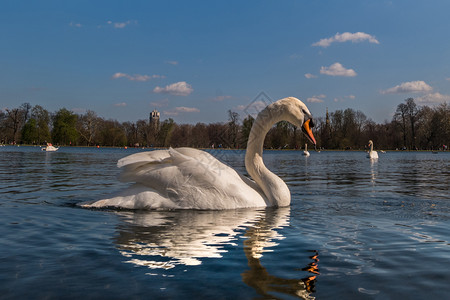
[
  {"xmin": 81, "ymin": 97, "xmax": 316, "ymax": 210},
  {"xmin": 41, "ymin": 143, "xmax": 59, "ymax": 151},
  {"xmin": 303, "ymin": 143, "xmax": 310, "ymax": 157},
  {"xmin": 367, "ymin": 140, "xmax": 378, "ymax": 159}
]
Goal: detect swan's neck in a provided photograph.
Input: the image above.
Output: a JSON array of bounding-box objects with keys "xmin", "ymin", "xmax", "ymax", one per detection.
[
  {"xmin": 305, "ymin": 144, "xmax": 308, "ymax": 151},
  {"xmin": 245, "ymin": 103, "xmax": 291, "ymax": 207},
  {"xmin": 370, "ymin": 143, "xmax": 373, "ymax": 152}
]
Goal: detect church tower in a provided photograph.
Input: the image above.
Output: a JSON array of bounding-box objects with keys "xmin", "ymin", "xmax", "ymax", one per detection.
[{"xmin": 150, "ymin": 109, "xmax": 160, "ymax": 129}]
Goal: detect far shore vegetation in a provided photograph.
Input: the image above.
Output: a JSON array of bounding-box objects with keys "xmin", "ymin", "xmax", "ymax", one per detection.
[{"xmin": 1, "ymin": 98, "xmax": 448, "ymax": 151}]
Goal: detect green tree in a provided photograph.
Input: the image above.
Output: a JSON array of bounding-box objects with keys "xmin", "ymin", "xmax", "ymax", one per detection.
[
  {"xmin": 52, "ymin": 108, "xmax": 79, "ymax": 145},
  {"xmin": 21, "ymin": 118, "xmax": 38, "ymax": 144},
  {"xmin": 31, "ymin": 105, "xmax": 51, "ymax": 144},
  {"xmin": 157, "ymin": 118, "xmax": 175, "ymax": 147},
  {"xmin": 330, "ymin": 110, "xmax": 344, "ymax": 148},
  {"xmin": 241, "ymin": 115, "xmax": 254, "ymax": 148},
  {"xmin": 123, "ymin": 121, "xmax": 138, "ymax": 146},
  {"xmin": 227, "ymin": 110, "xmax": 239, "ymax": 148},
  {"xmin": 191, "ymin": 123, "xmax": 209, "ymax": 148},
  {"xmin": 136, "ymin": 119, "xmax": 150, "ymax": 147},
  {"xmin": 267, "ymin": 121, "xmax": 291, "ymax": 149},
  {"xmin": 98, "ymin": 120, "xmax": 126, "ymax": 146}
]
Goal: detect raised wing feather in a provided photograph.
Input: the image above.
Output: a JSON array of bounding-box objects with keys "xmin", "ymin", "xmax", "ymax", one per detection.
[{"xmin": 82, "ymin": 148, "xmax": 267, "ymax": 210}]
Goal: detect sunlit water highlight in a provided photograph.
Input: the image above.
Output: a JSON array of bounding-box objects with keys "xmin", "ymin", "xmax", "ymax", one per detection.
[{"xmin": 0, "ymin": 146, "xmax": 449, "ymax": 299}]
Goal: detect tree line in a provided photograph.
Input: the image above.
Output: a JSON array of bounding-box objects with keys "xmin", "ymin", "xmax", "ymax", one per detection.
[{"xmin": 1, "ymin": 98, "xmax": 448, "ymax": 150}]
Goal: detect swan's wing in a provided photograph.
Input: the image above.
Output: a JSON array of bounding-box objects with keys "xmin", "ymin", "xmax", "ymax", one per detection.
[
  {"xmin": 174, "ymin": 148, "xmax": 263, "ymax": 194},
  {"xmin": 117, "ymin": 148, "xmax": 229, "ymax": 191},
  {"xmin": 99, "ymin": 148, "xmax": 267, "ymax": 209},
  {"xmin": 165, "ymin": 148, "xmax": 267, "ymax": 209},
  {"xmin": 117, "ymin": 149, "xmax": 171, "ymax": 168}
]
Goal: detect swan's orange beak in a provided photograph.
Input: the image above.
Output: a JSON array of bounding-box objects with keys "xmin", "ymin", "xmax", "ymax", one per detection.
[{"xmin": 302, "ymin": 119, "xmax": 316, "ymax": 145}]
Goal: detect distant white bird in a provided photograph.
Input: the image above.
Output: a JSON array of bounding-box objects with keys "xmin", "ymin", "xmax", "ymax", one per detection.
[
  {"xmin": 367, "ymin": 140, "xmax": 378, "ymax": 159},
  {"xmin": 41, "ymin": 143, "xmax": 58, "ymax": 151},
  {"xmin": 81, "ymin": 97, "xmax": 317, "ymax": 210},
  {"xmin": 303, "ymin": 143, "xmax": 310, "ymax": 157}
]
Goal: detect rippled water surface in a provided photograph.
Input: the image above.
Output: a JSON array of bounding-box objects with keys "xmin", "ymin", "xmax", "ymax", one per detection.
[{"xmin": 1, "ymin": 146, "xmax": 449, "ymax": 299}]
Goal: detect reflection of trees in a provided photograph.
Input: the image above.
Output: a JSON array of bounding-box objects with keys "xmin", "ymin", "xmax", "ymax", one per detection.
[
  {"xmin": 113, "ymin": 208, "xmax": 319, "ymax": 299},
  {"xmin": 241, "ymin": 209, "xmax": 319, "ymax": 300}
]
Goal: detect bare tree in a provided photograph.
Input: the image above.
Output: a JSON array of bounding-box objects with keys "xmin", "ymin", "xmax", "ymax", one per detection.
[
  {"xmin": 394, "ymin": 103, "xmax": 408, "ymax": 149},
  {"xmin": 5, "ymin": 108, "xmax": 24, "ymax": 143},
  {"xmin": 405, "ymin": 98, "xmax": 419, "ymax": 149},
  {"xmin": 77, "ymin": 110, "xmax": 100, "ymax": 146}
]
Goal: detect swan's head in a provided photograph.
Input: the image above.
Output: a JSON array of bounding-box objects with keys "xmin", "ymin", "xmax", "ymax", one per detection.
[
  {"xmin": 282, "ymin": 97, "xmax": 316, "ymax": 145},
  {"xmin": 368, "ymin": 140, "xmax": 373, "ymax": 146}
]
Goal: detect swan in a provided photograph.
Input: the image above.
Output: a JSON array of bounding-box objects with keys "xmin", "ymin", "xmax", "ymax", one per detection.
[
  {"xmin": 303, "ymin": 143, "xmax": 310, "ymax": 157},
  {"xmin": 81, "ymin": 97, "xmax": 316, "ymax": 210},
  {"xmin": 367, "ymin": 140, "xmax": 378, "ymax": 159},
  {"xmin": 42, "ymin": 143, "xmax": 59, "ymax": 151}
]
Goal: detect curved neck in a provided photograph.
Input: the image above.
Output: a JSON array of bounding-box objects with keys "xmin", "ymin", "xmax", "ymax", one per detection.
[
  {"xmin": 370, "ymin": 143, "xmax": 373, "ymax": 152},
  {"xmin": 244, "ymin": 103, "xmax": 291, "ymax": 207}
]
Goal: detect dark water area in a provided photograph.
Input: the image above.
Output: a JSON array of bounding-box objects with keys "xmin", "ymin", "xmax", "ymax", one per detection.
[{"xmin": 0, "ymin": 146, "xmax": 449, "ymax": 299}]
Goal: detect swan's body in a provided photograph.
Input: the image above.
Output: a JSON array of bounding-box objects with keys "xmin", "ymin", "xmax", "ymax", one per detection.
[
  {"xmin": 42, "ymin": 143, "xmax": 58, "ymax": 151},
  {"xmin": 81, "ymin": 97, "xmax": 316, "ymax": 210},
  {"xmin": 367, "ymin": 140, "xmax": 378, "ymax": 159},
  {"xmin": 303, "ymin": 143, "xmax": 310, "ymax": 157}
]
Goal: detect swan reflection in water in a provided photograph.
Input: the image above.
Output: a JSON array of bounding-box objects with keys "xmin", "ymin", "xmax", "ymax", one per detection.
[
  {"xmin": 370, "ymin": 158, "xmax": 378, "ymax": 186},
  {"xmin": 113, "ymin": 208, "xmax": 319, "ymax": 299}
]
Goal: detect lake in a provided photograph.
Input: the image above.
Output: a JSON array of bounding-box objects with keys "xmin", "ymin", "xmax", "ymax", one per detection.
[{"xmin": 0, "ymin": 146, "xmax": 449, "ymax": 299}]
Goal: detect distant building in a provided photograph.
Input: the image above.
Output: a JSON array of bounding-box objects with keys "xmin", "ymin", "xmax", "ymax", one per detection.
[{"xmin": 150, "ymin": 109, "xmax": 160, "ymax": 129}]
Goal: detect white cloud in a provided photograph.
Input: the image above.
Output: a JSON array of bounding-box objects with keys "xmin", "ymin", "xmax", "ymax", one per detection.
[
  {"xmin": 69, "ymin": 22, "xmax": 82, "ymax": 28},
  {"xmin": 164, "ymin": 106, "xmax": 200, "ymax": 116},
  {"xmin": 114, "ymin": 102, "xmax": 127, "ymax": 107},
  {"xmin": 112, "ymin": 72, "xmax": 164, "ymax": 82},
  {"xmin": 381, "ymin": 81, "xmax": 433, "ymax": 94},
  {"xmin": 312, "ymin": 32, "xmax": 379, "ymax": 48},
  {"xmin": 320, "ymin": 63, "xmax": 357, "ymax": 77},
  {"xmin": 307, "ymin": 94, "xmax": 326, "ymax": 103},
  {"xmin": 153, "ymin": 81, "xmax": 193, "ymax": 96},
  {"xmin": 112, "ymin": 72, "xmax": 128, "ymax": 79},
  {"xmin": 305, "ymin": 73, "xmax": 318, "ymax": 79},
  {"xmin": 416, "ymin": 92, "xmax": 450, "ymax": 104},
  {"xmin": 333, "ymin": 95, "xmax": 356, "ymax": 102},
  {"xmin": 166, "ymin": 61, "xmax": 179, "ymax": 65},
  {"xmin": 106, "ymin": 20, "xmax": 137, "ymax": 29}
]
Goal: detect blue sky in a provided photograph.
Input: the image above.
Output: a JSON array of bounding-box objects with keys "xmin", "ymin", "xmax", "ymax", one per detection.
[{"xmin": 1, "ymin": 0, "xmax": 449, "ymax": 124}]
